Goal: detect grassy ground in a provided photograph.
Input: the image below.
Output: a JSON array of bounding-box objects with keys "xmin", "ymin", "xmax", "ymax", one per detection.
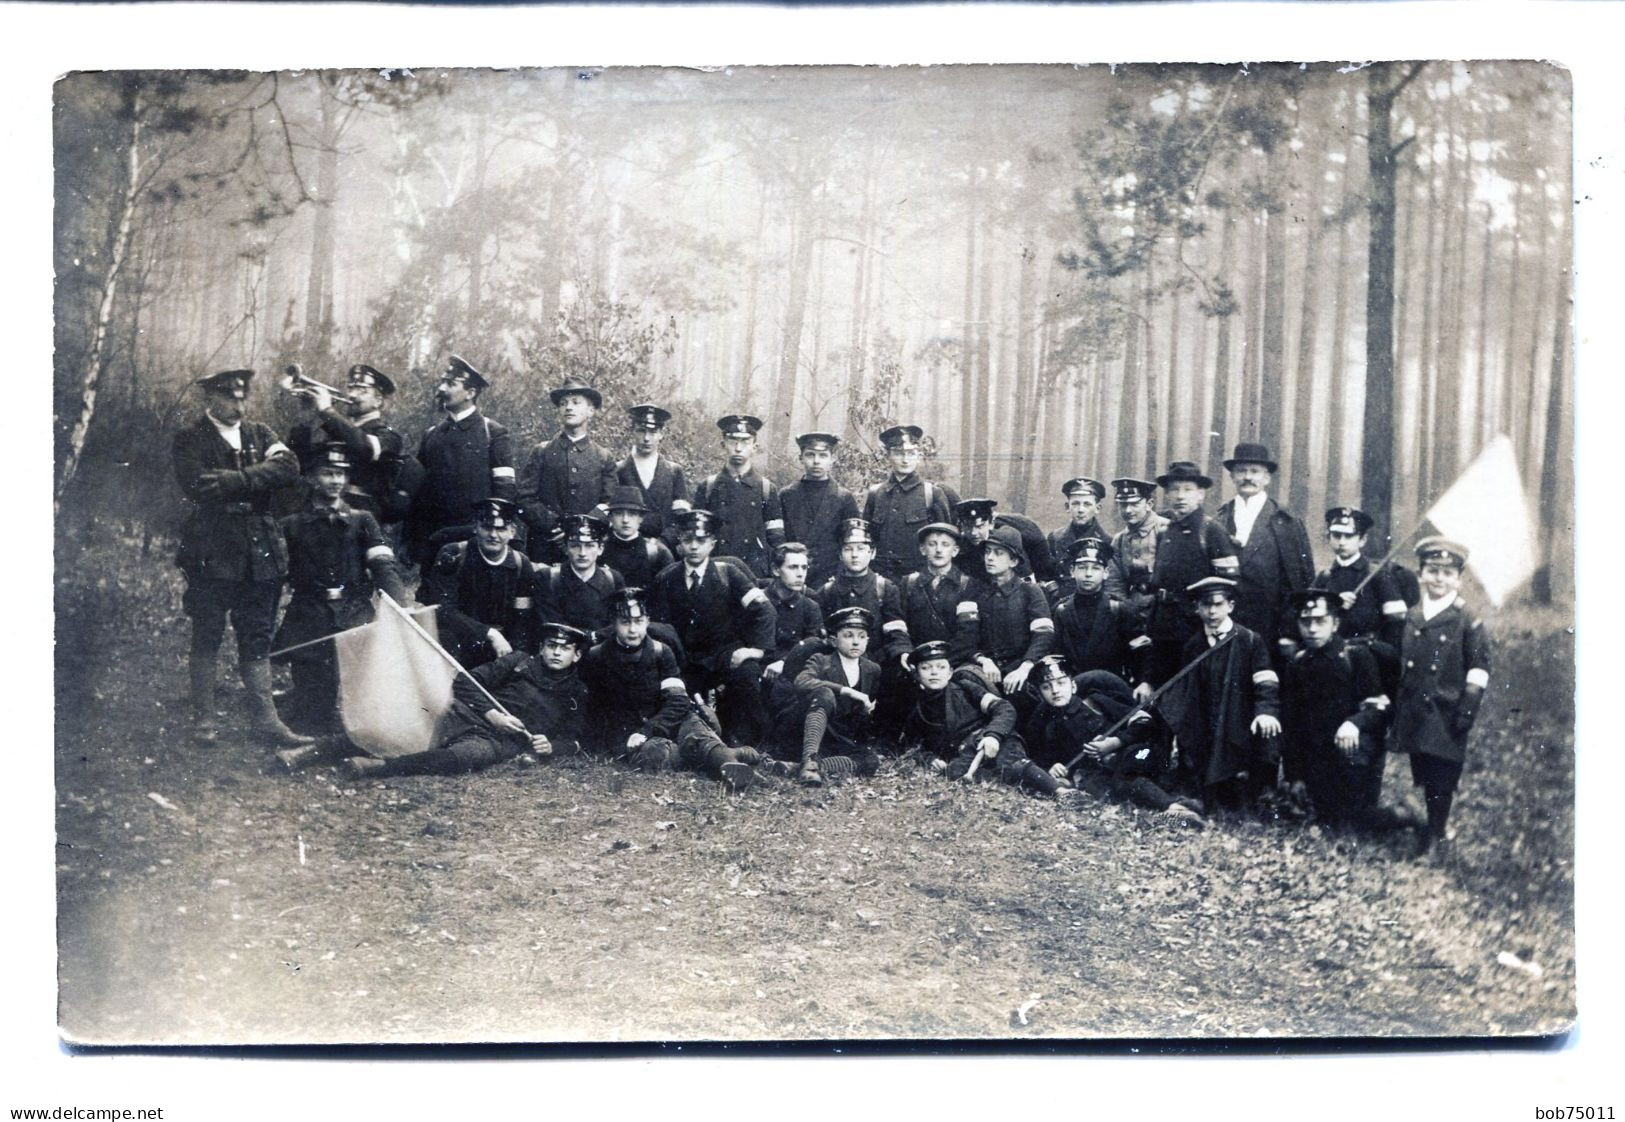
[{"xmin": 55, "ymin": 529, "xmax": 1575, "ymax": 1043}]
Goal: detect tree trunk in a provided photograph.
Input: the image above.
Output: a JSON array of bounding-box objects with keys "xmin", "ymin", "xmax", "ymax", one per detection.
[
  {"xmin": 1473, "ymin": 204, "xmax": 1495, "ymax": 454},
  {"xmin": 973, "ymin": 214, "xmax": 996, "ymax": 498},
  {"xmin": 1116, "ymin": 283, "xmax": 1141, "ymax": 480},
  {"xmin": 1532, "ymin": 264, "xmax": 1569, "ymax": 603},
  {"xmin": 1207, "ymin": 206, "xmax": 1237, "ymax": 483},
  {"xmin": 1009, "ymin": 235, "xmax": 1039, "ymax": 510},
  {"xmin": 770, "ymin": 199, "xmax": 817, "ymax": 428},
  {"xmin": 1259, "ymin": 141, "xmax": 1289, "ymax": 456},
  {"xmin": 1288, "ymin": 142, "xmax": 1328, "ymax": 511},
  {"xmin": 958, "ymin": 174, "xmax": 979, "ymax": 494},
  {"xmin": 56, "ymin": 85, "xmax": 143, "ymax": 509},
  {"xmin": 1240, "ymin": 208, "xmax": 1265, "ymax": 441},
  {"xmin": 738, "ymin": 181, "xmax": 768, "ymax": 403},
  {"xmin": 1499, "ymin": 187, "xmax": 1523, "ymax": 439},
  {"xmin": 1141, "ymin": 254, "xmax": 1160, "ymax": 479},
  {"xmin": 304, "ymin": 86, "xmax": 340, "ymax": 360},
  {"xmin": 1325, "ymin": 131, "xmax": 1359, "ymax": 506}
]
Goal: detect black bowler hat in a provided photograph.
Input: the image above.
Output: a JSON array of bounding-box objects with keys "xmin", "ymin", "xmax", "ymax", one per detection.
[
  {"xmin": 909, "ymin": 640, "xmax": 952, "ymax": 665},
  {"xmin": 346, "ymin": 364, "xmax": 396, "ymax": 396},
  {"xmin": 796, "ymin": 432, "xmax": 841, "ymax": 452},
  {"xmin": 826, "ymin": 606, "xmax": 876, "ymax": 634},
  {"xmin": 879, "ymin": 424, "xmax": 925, "ymax": 450},
  {"xmin": 310, "ymin": 441, "xmax": 352, "ymax": 472},
  {"xmin": 1185, "ymin": 576, "xmax": 1238, "ymax": 602},
  {"xmin": 1061, "ymin": 477, "xmax": 1106, "ymax": 501},
  {"xmin": 916, "ymin": 521, "xmax": 962, "ymax": 544},
  {"xmin": 441, "ymin": 354, "xmax": 488, "ymax": 390},
  {"xmin": 838, "ymin": 517, "xmax": 875, "ymax": 546},
  {"xmin": 538, "ymin": 622, "xmax": 591, "ymax": 650},
  {"xmin": 1112, "ymin": 477, "xmax": 1157, "ymax": 503},
  {"xmin": 1223, "ymin": 442, "xmax": 1279, "ymax": 474},
  {"xmin": 560, "ymin": 513, "xmax": 609, "ymax": 543},
  {"xmin": 717, "ymin": 414, "xmax": 764, "ymax": 439},
  {"xmin": 550, "ymin": 379, "xmax": 603, "ymax": 409},
  {"xmin": 609, "ymin": 587, "xmax": 650, "ymax": 620},
  {"xmin": 954, "ymin": 498, "xmax": 998, "ymax": 525},
  {"xmin": 1156, "ymin": 461, "xmax": 1213, "ymax": 489},
  {"xmin": 1325, "ymin": 506, "xmax": 1374, "ymax": 535},
  {"xmin": 472, "ymin": 497, "xmax": 519, "ymax": 528},
  {"xmin": 1066, "ymin": 537, "xmax": 1114, "ymax": 567},
  {"xmin": 605, "ymin": 485, "xmax": 650, "ymax": 514},
  {"xmin": 674, "ymin": 508, "xmax": 720, "ymax": 539},
  {"xmin": 1035, "ymin": 654, "xmax": 1072, "ymax": 686},
  {"xmin": 196, "ymin": 369, "xmax": 254, "ymax": 396},
  {"xmin": 1289, "ymin": 590, "xmax": 1340, "ymax": 619},
  {"xmin": 627, "ymin": 403, "xmax": 672, "ymax": 430}
]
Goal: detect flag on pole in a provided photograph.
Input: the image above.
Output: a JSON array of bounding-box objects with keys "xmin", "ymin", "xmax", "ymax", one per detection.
[
  {"xmin": 334, "ymin": 603, "xmax": 455, "ymax": 758},
  {"xmin": 1424, "ymin": 434, "xmax": 1540, "ymax": 606}
]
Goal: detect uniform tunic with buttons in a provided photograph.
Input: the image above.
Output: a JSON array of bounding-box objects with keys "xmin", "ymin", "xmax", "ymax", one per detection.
[
  {"xmin": 1171, "ymin": 624, "xmax": 1280, "ymax": 787},
  {"xmin": 899, "ymin": 568, "xmax": 982, "ymax": 667},
  {"xmin": 650, "ymin": 558, "xmax": 777, "ymax": 677},
  {"xmin": 862, "ymin": 473, "xmax": 960, "ymax": 581},
  {"xmin": 1046, "ymin": 517, "xmax": 1110, "ymax": 599},
  {"xmin": 417, "ymin": 542, "xmax": 539, "ymax": 663},
  {"xmin": 579, "ymin": 636, "xmax": 689, "ymax": 753},
  {"xmin": 615, "ymin": 455, "xmax": 690, "ymax": 541},
  {"xmin": 765, "ymin": 582, "xmax": 826, "ymax": 662},
  {"xmin": 1313, "ymin": 555, "xmax": 1406, "ymax": 646},
  {"xmin": 407, "ymin": 410, "xmax": 514, "ymax": 560},
  {"xmin": 816, "ymin": 571, "xmax": 910, "ymax": 661},
  {"xmin": 517, "ymin": 432, "xmax": 619, "ymax": 544},
  {"xmin": 601, "ymin": 534, "xmax": 675, "ymax": 592},
  {"xmin": 276, "ymin": 500, "xmax": 405, "ymax": 650},
  {"xmin": 691, "ymin": 468, "xmax": 785, "ymax": 578},
  {"xmin": 1146, "ymin": 509, "xmax": 1238, "ymax": 644},
  {"xmin": 1107, "ymin": 512, "xmax": 1169, "ymax": 610},
  {"xmin": 538, "ymin": 564, "xmax": 625, "ymax": 643},
  {"xmin": 1390, "ymin": 598, "xmax": 1491, "ymax": 765},
  {"xmin": 290, "ymin": 409, "xmax": 405, "ymax": 519},
  {"xmin": 433, "ymin": 653, "xmax": 588, "ymax": 760},
  {"xmin": 1051, "ymin": 588, "xmax": 1145, "ymax": 681},
  {"xmin": 976, "ymin": 578, "xmax": 1055, "ymax": 674},
  {"xmin": 779, "ymin": 477, "xmax": 861, "ymax": 586},
  {"xmin": 172, "ymin": 414, "xmax": 297, "ymax": 584},
  {"xmin": 1280, "ymin": 636, "xmax": 1389, "ymax": 821}
]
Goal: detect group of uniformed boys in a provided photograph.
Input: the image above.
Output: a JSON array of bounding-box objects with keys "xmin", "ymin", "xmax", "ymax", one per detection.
[{"xmin": 171, "ymin": 356, "xmax": 1492, "ymax": 859}]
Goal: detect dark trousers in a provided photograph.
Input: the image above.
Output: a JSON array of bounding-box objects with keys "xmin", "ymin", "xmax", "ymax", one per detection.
[
  {"xmin": 182, "ymin": 577, "xmax": 279, "ymax": 661},
  {"xmin": 1409, "ymin": 752, "xmax": 1465, "ymax": 838},
  {"xmin": 686, "ymin": 657, "xmax": 768, "ymax": 746}
]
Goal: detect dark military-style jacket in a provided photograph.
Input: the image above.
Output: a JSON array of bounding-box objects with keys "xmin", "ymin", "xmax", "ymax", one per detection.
[
  {"xmin": 615, "ymin": 454, "xmax": 690, "ymax": 542},
  {"xmin": 650, "ymin": 557, "xmax": 777, "ymax": 675},
  {"xmin": 976, "ymin": 577, "xmax": 1055, "ymax": 673},
  {"xmin": 816, "ymin": 570, "xmax": 910, "ymax": 661},
  {"xmin": 601, "ymin": 533, "xmax": 675, "ymax": 592},
  {"xmin": 290, "ymin": 408, "xmax": 405, "ymax": 519},
  {"xmin": 417, "ymin": 542, "xmax": 539, "ymax": 662},
  {"xmin": 792, "ymin": 650, "xmax": 883, "ymax": 747},
  {"xmin": 692, "ymin": 467, "xmax": 785, "ymax": 578},
  {"xmin": 579, "ymin": 636, "xmax": 689, "ymax": 751},
  {"xmin": 1107, "ymin": 512, "xmax": 1169, "ymax": 611},
  {"xmin": 1024, "ymin": 687, "xmax": 1151, "ymax": 773},
  {"xmin": 407, "ymin": 409, "xmax": 515, "ymax": 548},
  {"xmin": 517, "ymin": 431, "xmax": 619, "ymax": 544},
  {"xmin": 1281, "ymin": 636, "xmax": 1389, "ymax": 765},
  {"xmin": 439, "ymin": 653, "xmax": 588, "ymax": 755},
  {"xmin": 1313, "ymin": 555, "xmax": 1407, "ymax": 647},
  {"xmin": 765, "ymin": 581, "xmax": 826, "ymax": 662},
  {"xmin": 779, "ymin": 477, "xmax": 861, "ymax": 586},
  {"xmin": 900, "ymin": 568, "xmax": 982, "ymax": 667},
  {"xmin": 1216, "ymin": 496, "xmax": 1315, "ymax": 644},
  {"xmin": 1390, "ymin": 597, "xmax": 1491, "ymax": 765},
  {"xmin": 172, "ymin": 413, "xmax": 299, "ymax": 583},
  {"xmin": 1047, "ymin": 516, "xmax": 1109, "ymax": 600},
  {"xmin": 1051, "ymin": 589, "xmax": 1147, "ymax": 682},
  {"xmin": 903, "ymin": 667, "xmax": 1019, "ymax": 760},
  {"xmin": 276, "ymin": 499, "xmax": 406, "ymax": 642},
  {"xmin": 538, "ymin": 563, "xmax": 626, "ymax": 643},
  {"xmin": 1171, "ymin": 623, "xmax": 1280, "ymax": 786},
  {"xmin": 1147, "ymin": 509, "xmax": 1239, "ymax": 644},
  {"xmin": 862, "ymin": 473, "xmax": 960, "ymax": 580}
]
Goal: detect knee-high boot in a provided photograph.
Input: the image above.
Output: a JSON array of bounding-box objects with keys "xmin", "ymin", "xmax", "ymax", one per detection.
[
  {"xmin": 241, "ymin": 659, "xmax": 315, "ymax": 747},
  {"xmin": 189, "ymin": 652, "xmax": 219, "ymax": 745}
]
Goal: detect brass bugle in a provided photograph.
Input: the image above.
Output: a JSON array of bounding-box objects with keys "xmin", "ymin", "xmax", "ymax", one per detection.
[{"xmin": 279, "ymin": 363, "xmax": 357, "ymax": 406}]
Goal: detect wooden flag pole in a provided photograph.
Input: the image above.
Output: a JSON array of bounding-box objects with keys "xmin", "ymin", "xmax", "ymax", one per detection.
[
  {"xmin": 378, "ymin": 592, "xmax": 514, "ymax": 719},
  {"xmin": 266, "ymin": 603, "xmax": 436, "ymax": 661}
]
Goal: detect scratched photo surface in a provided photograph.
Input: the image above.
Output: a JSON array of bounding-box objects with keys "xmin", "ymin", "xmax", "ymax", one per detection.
[{"xmin": 53, "ymin": 63, "xmax": 1573, "ymax": 1044}]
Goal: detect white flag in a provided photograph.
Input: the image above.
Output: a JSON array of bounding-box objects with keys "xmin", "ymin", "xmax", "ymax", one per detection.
[
  {"xmin": 1424, "ymin": 434, "xmax": 1539, "ymax": 606},
  {"xmin": 334, "ymin": 603, "xmax": 454, "ymax": 758}
]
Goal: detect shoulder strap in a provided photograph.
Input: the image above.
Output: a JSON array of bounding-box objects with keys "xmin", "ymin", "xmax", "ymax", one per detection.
[
  {"xmin": 761, "ymin": 474, "xmax": 770, "ymax": 500},
  {"xmin": 923, "ymin": 480, "xmax": 934, "ymax": 509},
  {"xmin": 904, "ymin": 572, "xmax": 920, "ymax": 596}
]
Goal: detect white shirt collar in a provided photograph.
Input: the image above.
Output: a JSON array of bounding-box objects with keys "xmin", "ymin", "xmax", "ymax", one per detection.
[
  {"xmin": 205, "ymin": 410, "xmax": 241, "ymax": 434},
  {"xmin": 479, "ymin": 546, "xmax": 510, "ymax": 567},
  {"xmin": 449, "ymin": 404, "xmax": 477, "ymax": 423},
  {"xmin": 1421, "ymin": 594, "xmax": 1455, "ymax": 620},
  {"xmin": 1205, "ymin": 619, "xmax": 1235, "ymax": 644},
  {"xmin": 1232, "ymin": 491, "xmax": 1268, "ymax": 544},
  {"xmin": 684, "ymin": 560, "xmax": 709, "ymax": 582},
  {"xmin": 1334, "ymin": 553, "xmax": 1364, "ymax": 568}
]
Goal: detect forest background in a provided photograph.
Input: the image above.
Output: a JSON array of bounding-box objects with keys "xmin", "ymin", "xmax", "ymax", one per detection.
[{"xmin": 52, "ymin": 62, "xmax": 1572, "ymax": 589}]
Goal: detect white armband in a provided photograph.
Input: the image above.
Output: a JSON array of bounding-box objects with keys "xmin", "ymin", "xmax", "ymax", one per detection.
[
  {"xmin": 1381, "ymin": 600, "xmax": 1408, "ymax": 616},
  {"xmin": 1465, "ymin": 668, "xmax": 1490, "ymax": 689},
  {"xmin": 366, "ymin": 435, "xmax": 383, "ymax": 461},
  {"xmin": 1251, "ymin": 669, "xmax": 1279, "ymax": 685},
  {"xmin": 764, "ymin": 519, "xmax": 785, "ymax": 531},
  {"xmin": 265, "ymin": 442, "xmax": 292, "ymax": 459},
  {"xmin": 1029, "ymin": 618, "xmax": 1054, "ymax": 633},
  {"xmin": 512, "ymin": 597, "xmax": 533, "ymax": 610},
  {"xmin": 956, "ymin": 602, "xmax": 979, "ymax": 619},
  {"xmin": 365, "ymin": 545, "xmax": 395, "ymax": 562},
  {"xmin": 1213, "ymin": 557, "xmax": 1240, "ymax": 574},
  {"xmin": 1129, "ymin": 635, "xmax": 1151, "ymax": 649},
  {"xmin": 741, "ymin": 587, "xmax": 768, "ymax": 608},
  {"xmin": 491, "ymin": 466, "xmax": 516, "ymax": 480},
  {"xmin": 1361, "ymin": 695, "xmax": 1390, "ymax": 710},
  {"xmin": 659, "ymin": 677, "xmax": 687, "ymax": 692},
  {"xmin": 978, "ymin": 693, "xmax": 1000, "ymax": 714},
  {"xmin": 882, "ymin": 620, "xmax": 909, "ymax": 634}
]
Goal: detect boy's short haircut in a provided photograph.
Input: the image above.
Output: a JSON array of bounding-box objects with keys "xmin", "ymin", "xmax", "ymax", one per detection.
[{"xmin": 773, "ymin": 542, "xmax": 810, "ymax": 568}]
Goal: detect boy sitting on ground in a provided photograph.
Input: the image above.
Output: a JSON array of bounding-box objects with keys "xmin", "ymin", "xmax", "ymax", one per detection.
[{"xmin": 769, "ymin": 606, "xmax": 884, "ymax": 786}]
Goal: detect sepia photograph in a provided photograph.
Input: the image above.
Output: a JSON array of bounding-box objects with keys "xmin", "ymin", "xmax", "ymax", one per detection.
[{"xmin": 49, "ymin": 57, "xmax": 1579, "ymax": 1049}]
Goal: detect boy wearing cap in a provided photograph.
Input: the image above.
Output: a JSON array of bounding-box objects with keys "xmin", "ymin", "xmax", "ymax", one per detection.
[
  {"xmin": 538, "ymin": 513, "xmax": 626, "ymax": 643},
  {"xmin": 691, "ymin": 414, "xmax": 785, "ymax": 578},
  {"xmin": 1105, "ymin": 477, "xmax": 1167, "ymax": 615},
  {"xmin": 762, "ymin": 543, "xmax": 827, "ymax": 675},
  {"xmin": 1390, "ymin": 539, "xmax": 1491, "ymax": 858},
  {"xmin": 651, "ymin": 508, "xmax": 778, "ymax": 745},
  {"xmin": 273, "ymin": 443, "xmax": 408, "ymax": 740},
  {"xmin": 1024, "ymin": 657, "xmax": 1193, "ymax": 818},
  {"xmin": 579, "ymin": 588, "xmax": 690, "ymax": 763},
  {"xmin": 817, "ymin": 519, "xmax": 914, "ymax": 731},
  {"xmin": 863, "ymin": 425, "xmax": 960, "ymax": 583},
  {"xmin": 1312, "ymin": 506, "xmax": 1408, "ymax": 647},
  {"xmin": 417, "ymin": 498, "xmax": 541, "ymax": 667},
  {"xmin": 1214, "ymin": 443, "xmax": 1315, "ymax": 656},
  {"xmin": 1168, "ymin": 576, "xmax": 1282, "ymax": 811},
  {"xmin": 601, "ymin": 486, "xmax": 676, "ymax": 590},
  {"xmin": 517, "ymin": 379, "xmax": 619, "ymax": 564},
  {"xmin": 971, "ymin": 525, "xmax": 1055, "ymax": 711},
  {"xmin": 405, "ymin": 354, "xmax": 515, "ymax": 572},
  {"xmin": 773, "ymin": 606, "xmax": 885, "ymax": 786},
  {"xmin": 287, "ymin": 363, "xmax": 407, "ymax": 523},
  {"xmin": 1141, "ymin": 462, "xmax": 1239, "ymax": 690},
  {"xmin": 615, "ymin": 403, "xmax": 691, "ymax": 542},
  {"xmin": 1047, "ymin": 477, "xmax": 1110, "ymax": 597},
  {"xmin": 779, "ymin": 432, "xmax": 861, "ymax": 587},
  {"xmin": 1279, "ymin": 590, "xmax": 1391, "ymax": 828},
  {"xmin": 342, "ymin": 623, "xmax": 591, "ymax": 779},
  {"xmin": 172, "ymin": 368, "xmax": 307, "ymax": 747},
  {"xmin": 899, "ymin": 523, "xmax": 982, "ymax": 668},
  {"xmin": 1051, "ymin": 538, "xmax": 1148, "ymax": 682},
  {"xmin": 901, "ymin": 641, "xmax": 1058, "ymax": 798}
]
